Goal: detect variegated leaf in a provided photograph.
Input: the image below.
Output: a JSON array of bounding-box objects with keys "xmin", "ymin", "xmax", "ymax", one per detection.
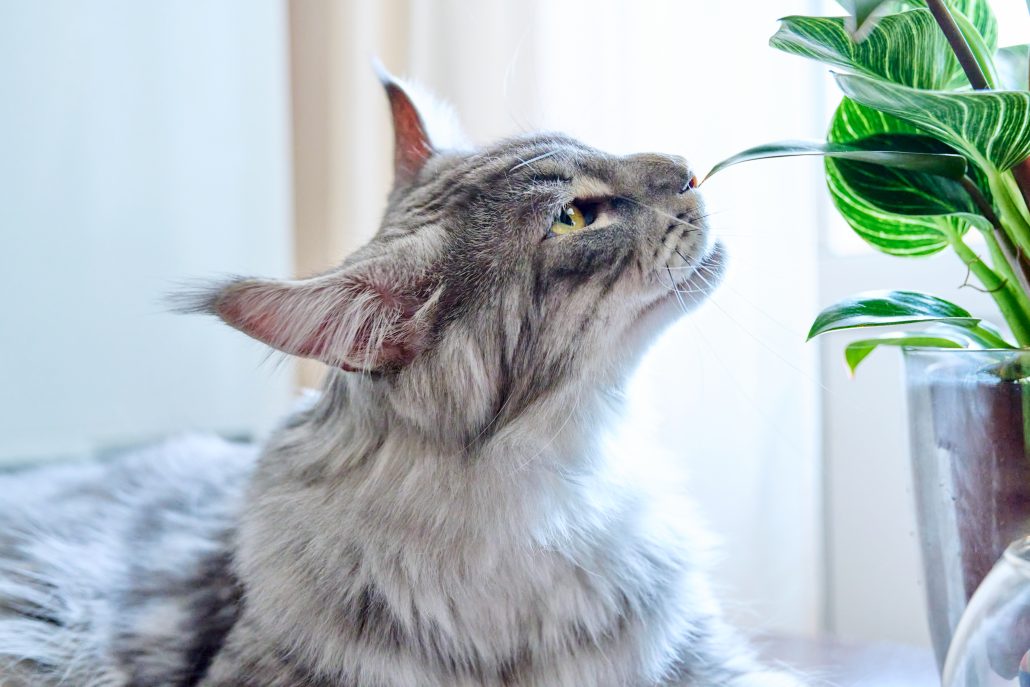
[
  {"xmin": 825, "ymin": 97, "xmax": 988, "ymax": 256},
  {"xmin": 771, "ymin": 10, "xmax": 959, "ymax": 89},
  {"xmin": 836, "ymin": 72, "xmax": 1030, "ymax": 171}
]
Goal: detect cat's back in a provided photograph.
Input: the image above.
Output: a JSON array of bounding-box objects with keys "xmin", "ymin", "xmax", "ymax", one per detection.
[{"xmin": 0, "ymin": 435, "xmax": 256, "ymax": 687}]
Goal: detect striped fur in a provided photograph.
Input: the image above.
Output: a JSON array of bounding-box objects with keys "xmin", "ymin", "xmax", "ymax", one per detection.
[{"xmin": 0, "ymin": 77, "xmax": 803, "ymax": 686}]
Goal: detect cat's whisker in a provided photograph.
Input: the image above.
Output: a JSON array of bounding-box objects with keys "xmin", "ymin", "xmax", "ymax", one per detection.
[
  {"xmin": 672, "ymin": 253, "xmax": 829, "ymax": 392},
  {"xmin": 620, "ymin": 196, "xmax": 709, "ymax": 233},
  {"xmin": 509, "ymin": 149, "xmax": 560, "ymax": 173}
]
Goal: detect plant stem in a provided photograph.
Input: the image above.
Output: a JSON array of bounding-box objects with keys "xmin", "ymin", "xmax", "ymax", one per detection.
[
  {"xmin": 926, "ymin": 0, "xmax": 989, "ymax": 90},
  {"xmin": 960, "ymin": 176, "xmax": 1030, "ymax": 297},
  {"xmin": 1014, "ymin": 162, "xmax": 1030, "ymax": 217},
  {"xmin": 983, "ymin": 228, "xmax": 1030, "ymax": 321},
  {"xmin": 951, "ymin": 233, "xmax": 1030, "ymax": 346},
  {"xmin": 995, "ymin": 174, "xmax": 1030, "ymax": 255},
  {"xmin": 926, "ymin": 0, "xmax": 1030, "ymax": 275}
]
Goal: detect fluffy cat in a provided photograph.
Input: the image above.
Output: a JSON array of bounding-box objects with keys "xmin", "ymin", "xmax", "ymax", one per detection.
[{"xmin": 0, "ymin": 70, "xmax": 803, "ymax": 687}]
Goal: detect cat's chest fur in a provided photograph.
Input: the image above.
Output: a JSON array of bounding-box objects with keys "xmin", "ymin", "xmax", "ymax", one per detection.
[{"xmin": 196, "ymin": 385, "xmax": 725, "ymax": 686}]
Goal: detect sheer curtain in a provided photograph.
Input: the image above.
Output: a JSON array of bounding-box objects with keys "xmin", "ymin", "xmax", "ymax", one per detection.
[{"xmin": 290, "ymin": 0, "xmax": 825, "ymax": 637}]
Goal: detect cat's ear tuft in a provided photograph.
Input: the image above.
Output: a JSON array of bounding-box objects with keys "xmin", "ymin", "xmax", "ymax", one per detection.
[
  {"xmin": 375, "ymin": 61, "xmax": 434, "ymax": 187},
  {"xmin": 192, "ymin": 272, "xmax": 439, "ymax": 372}
]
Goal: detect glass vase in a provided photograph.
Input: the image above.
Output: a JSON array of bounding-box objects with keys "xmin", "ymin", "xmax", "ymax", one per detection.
[{"xmin": 903, "ymin": 348, "xmax": 1030, "ymax": 670}]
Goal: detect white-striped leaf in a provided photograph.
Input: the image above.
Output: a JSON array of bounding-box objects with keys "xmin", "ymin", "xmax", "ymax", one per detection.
[
  {"xmin": 836, "ymin": 72, "xmax": 1030, "ymax": 171},
  {"xmin": 771, "ymin": 10, "xmax": 959, "ymax": 89},
  {"xmin": 835, "ymin": 0, "xmax": 998, "ymax": 48},
  {"xmin": 826, "ymin": 97, "xmax": 988, "ymax": 256}
]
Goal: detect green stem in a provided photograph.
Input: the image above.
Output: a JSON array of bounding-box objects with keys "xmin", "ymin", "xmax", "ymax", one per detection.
[
  {"xmin": 982, "ymin": 228, "xmax": 1030, "ymax": 318},
  {"xmin": 990, "ymin": 173, "xmax": 1030, "ymax": 256},
  {"xmin": 960, "ymin": 176, "xmax": 1030, "ymax": 299},
  {"xmin": 951, "ymin": 233, "xmax": 1030, "ymax": 346}
]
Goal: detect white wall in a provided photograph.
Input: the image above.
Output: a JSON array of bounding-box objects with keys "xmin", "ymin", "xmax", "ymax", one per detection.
[{"xmin": 0, "ymin": 1, "xmax": 295, "ymax": 464}]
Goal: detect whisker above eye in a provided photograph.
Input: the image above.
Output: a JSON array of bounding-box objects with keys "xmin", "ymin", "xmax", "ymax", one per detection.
[{"xmin": 509, "ymin": 149, "xmax": 561, "ymax": 173}]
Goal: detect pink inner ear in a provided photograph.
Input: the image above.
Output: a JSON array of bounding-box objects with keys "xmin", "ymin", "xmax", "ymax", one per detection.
[
  {"xmin": 214, "ymin": 288, "xmax": 332, "ymax": 360},
  {"xmin": 385, "ymin": 82, "xmax": 433, "ymax": 184},
  {"xmin": 214, "ymin": 277, "xmax": 431, "ymax": 372}
]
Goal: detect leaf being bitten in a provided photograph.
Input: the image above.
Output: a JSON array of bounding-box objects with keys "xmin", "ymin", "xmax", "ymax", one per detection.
[{"xmin": 703, "ymin": 139, "xmax": 966, "ymax": 184}]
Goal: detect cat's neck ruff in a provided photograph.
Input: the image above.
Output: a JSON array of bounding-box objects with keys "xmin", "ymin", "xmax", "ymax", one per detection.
[
  {"xmin": 228, "ymin": 367, "xmax": 707, "ymax": 685},
  {"xmin": 259, "ymin": 369, "xmax": 631, "ymax": 547}
]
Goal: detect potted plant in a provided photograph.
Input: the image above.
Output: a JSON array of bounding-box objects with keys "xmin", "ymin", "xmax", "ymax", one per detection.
[{"xmin": 705, "ymin": 0, "xmax": 1030, "ymax": 669}]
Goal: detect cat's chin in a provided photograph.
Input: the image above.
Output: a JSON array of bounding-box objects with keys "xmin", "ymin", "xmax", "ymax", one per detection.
[
  {"xmin": 616, "ymin": 240, "xmax": 726, "ymax": 360},
  {"xmin": 646, "ymin": 239, "xmax": 726, "ymax": 319}
]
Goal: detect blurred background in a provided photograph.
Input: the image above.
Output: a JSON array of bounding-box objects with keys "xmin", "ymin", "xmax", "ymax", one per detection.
[{"xmin": 2, "ymin": 0, "xmax": 1029, "ymax": 654}]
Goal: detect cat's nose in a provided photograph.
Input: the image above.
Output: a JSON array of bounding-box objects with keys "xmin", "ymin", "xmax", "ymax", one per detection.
[{"xmin": 625, "ymin": 153, "xmax": 697, "ymax": 197}]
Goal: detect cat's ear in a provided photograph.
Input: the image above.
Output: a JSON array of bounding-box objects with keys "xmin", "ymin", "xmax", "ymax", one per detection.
[
  {"xmin": 375, "ymin": 62, "xmax": 434, "ymax": 187},
  {"xmin": 195, "ymin": 270, "xmax": 439, "ymax": 372}
]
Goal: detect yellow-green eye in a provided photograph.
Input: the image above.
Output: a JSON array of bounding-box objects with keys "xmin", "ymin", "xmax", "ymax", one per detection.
[{"xmin": 550, "ymin": 204, "xmax": 588, "ymax": 235}]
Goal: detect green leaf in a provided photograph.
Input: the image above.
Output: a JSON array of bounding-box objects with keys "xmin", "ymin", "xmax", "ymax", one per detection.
[
  {"xmin": 807, "ymin": 290, "xmax": 981, "ymax": 339},
  {"xmin": 771, "ymin": 10, "xmax": 960, "ymax": 89},
  {"xmin": 998, "ymin": 45, "xmax": 1029, "ymax": 91},
  {"xmin": 703, "ymin": 139, "xmax": 966, "ymax": 183},
  {"xmin": 844, "ymin": 331, "xmax": 965, "ymax": 372},
  {"xmin": 835, "ymin": 72, "xmax": 1030, "ymax": 171},
  {"xmin": 832, "ymin": 133, "xmax": 977, "ymax": 214},
  {"xmin": 826, "ymin": 97, "xmax": 985, "ymax": 256}
]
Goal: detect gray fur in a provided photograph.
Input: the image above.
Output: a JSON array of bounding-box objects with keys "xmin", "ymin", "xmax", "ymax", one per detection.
[{"xmin": 0, "ymin": 77, "xmax": 803, "ymax": 686}]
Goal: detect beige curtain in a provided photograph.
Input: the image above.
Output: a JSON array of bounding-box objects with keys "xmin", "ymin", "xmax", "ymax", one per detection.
[{"xmin": 289, "ymin": 0, "xmax": 543, "ymax": 387}]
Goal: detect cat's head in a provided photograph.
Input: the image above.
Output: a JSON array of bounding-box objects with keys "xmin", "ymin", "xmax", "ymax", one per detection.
[{"xmin": 196, "ymin": 70, "xmax": 723, "ymax": 438}]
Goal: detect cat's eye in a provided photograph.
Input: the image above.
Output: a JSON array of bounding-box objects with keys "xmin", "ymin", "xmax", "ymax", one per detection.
[{"xmin": 549, "ymin": 202, "xmax": 598, "ymax": 236}]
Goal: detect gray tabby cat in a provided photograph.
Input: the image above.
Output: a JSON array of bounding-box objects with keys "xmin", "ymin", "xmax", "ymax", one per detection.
[{"xmin": 0, "ymin": 71, "xmax": 803, "ymax": 687}]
